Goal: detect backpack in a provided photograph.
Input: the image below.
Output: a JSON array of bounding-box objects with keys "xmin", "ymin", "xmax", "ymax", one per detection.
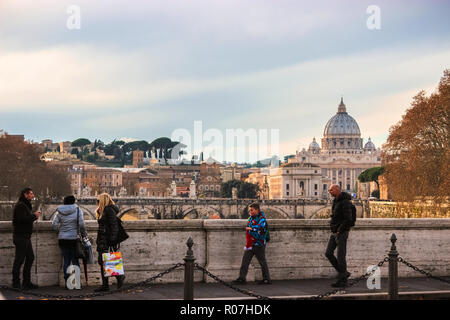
[
  {"xmin": 265, "ymin": 221, "xmax": 270, "ymax": 242},
  {"xmin": 350, "ymin": 202, "xmax": 356, "ymax": 227}
]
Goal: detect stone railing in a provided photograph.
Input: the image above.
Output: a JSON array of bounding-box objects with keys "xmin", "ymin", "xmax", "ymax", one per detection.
[
  {"xmin": 369, "ymin": 201, "xmax": 449, "ymax": 218},
  {"xmin": 0, "ymin": 219, "xmax": 449, "ymax": 287}
]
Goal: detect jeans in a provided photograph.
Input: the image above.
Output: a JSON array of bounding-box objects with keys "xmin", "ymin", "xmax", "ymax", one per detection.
[
  {"xmin": 238, "ymin": 246, "xmax": 271, "ymax": 281},
  {"xmin": 325, "ymin": 231, "xmax": 349, "ymax": 279},
  {"xmin": 58, "ymin": 239, "xmax": 79, "ymax": 280},
  {"xmin": 12, "ymin": 235, "xmax": 35, "ymax": 284}
]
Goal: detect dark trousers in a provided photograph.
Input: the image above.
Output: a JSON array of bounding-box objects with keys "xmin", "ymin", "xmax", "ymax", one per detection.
[
  {"xmin": 12, "ymin": 236, "xmax": 35, "ymax": 284},
  {"xmin": 238, "ymin": 246, "xmax": 271, "ymax": 281},
  {"xmin": 58, "ymin": 240, "xmax": 79, "ymax": 280},
  {"xmin": 325, "ymin": 231, "xmax": 349, "ymax": 279}
]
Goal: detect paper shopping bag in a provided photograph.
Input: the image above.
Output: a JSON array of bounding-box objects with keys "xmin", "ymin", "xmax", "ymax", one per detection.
[{"xmin": 102, "ymin": 251, "xmax": 125, "ymax": 277}]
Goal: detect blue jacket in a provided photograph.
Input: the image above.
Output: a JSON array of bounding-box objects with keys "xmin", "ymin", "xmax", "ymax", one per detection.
[
  {"xmin": 52, "ymin": 204, "xmax": 87, "ymax": 240},
  {"xmin": 247, "ymin": 211, "xmax": 268, "ymax": 247}
]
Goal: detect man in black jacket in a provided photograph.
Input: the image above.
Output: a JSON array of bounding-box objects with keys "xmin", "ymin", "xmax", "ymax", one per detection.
[
  {"xmin": 325, "ymin": 184, "xmax": 353, "ymax": 287},
  {"xmin": 12, "ymin": 188, "xmax": 41, "ymax": 289}
]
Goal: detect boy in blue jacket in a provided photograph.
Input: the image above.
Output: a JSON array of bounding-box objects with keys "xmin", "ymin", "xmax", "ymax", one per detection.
[{"xmin": 232, "ymin": 202, "xmax": 271, "ymax": 285}]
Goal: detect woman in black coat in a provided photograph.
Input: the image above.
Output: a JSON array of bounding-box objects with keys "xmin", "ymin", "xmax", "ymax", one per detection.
[{"xmin": 94, "ymin": 193, "xmax": 125, "ymax": 292}]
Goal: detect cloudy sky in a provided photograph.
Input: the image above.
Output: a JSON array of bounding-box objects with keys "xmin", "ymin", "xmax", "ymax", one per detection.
[{"xmin": 1, "ymin": 0, "xmax": 449, "ymax": 161}]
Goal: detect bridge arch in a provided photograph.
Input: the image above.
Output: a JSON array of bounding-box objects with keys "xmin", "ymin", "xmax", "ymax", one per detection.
[
  {"xmin": 182, "ymin": 205, "xmax": 224, "ymax": 219},
  {"xmin": 119, "ymin": 208, "xmax": 139, "ymax": 220},
  {"xmin": 182, "ymin": 208, "xmax": 199, "ymax": 219},
  {"xmin": 309, "ymin": 205, "xmax": 330, "ymax": 219},
  {"xmin": 259, "ymin": 207, "xmax": 291, "ymax": 219}
]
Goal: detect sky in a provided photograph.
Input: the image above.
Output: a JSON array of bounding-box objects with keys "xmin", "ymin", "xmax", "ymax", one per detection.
[{"xmin": 0, "ymin": 0, "xmax": 449, "ymax": 162}]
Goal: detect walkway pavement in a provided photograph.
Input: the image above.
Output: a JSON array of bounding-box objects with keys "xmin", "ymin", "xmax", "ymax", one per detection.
[{"xmin": 1, "ymin": 277, "xmax": 450, "ymax": 300}]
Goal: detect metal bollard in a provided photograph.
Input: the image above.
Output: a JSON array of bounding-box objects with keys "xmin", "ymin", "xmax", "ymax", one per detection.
[
  {"xmin": 388, "ymin": 233, "xmax": 399, "ymax": 300},
  {"xmin": 184, "ymin": 237, "xmax": 195, "ymax": 300}
]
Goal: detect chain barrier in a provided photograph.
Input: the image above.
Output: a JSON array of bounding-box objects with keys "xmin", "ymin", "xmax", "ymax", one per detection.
[
  {"xmin": 194, "ymin": 263, "xmax": 271, "ymax": 300},
  {"xmin": 3, "ymin": 256, "xmax": 449, "ymax": 300},
  {"xmin": 306, "ymin": 256, "xmax": 390, "ymax": 300},
  {"xmin": 0, "ymin": 263, "xmax": 185, "ymax": 300},
  {"xmin": 397, "ymin": 257, "xmax": 450, "ymax": 285}
]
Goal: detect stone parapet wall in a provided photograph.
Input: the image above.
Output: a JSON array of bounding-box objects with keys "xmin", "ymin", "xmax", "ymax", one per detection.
[
  {"xmin": 369, "ymin": 201, "xmax": 449, "ymax": 218},
  {"xmin": 0, "ymin": 219, "xmax": 449, "ymax": 287}
]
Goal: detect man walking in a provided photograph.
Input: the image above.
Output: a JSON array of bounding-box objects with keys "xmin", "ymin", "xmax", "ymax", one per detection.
[
  {"xmin": 12, "ymin": 188, "xmax": 41, "ymax": 290},
  {"xmin": 232, "ymin": 202, "xmax": 271, "ymax": 285},
  {"xmin": 325, "ymin": 184, "xmax": 353, "ymax": 287}
]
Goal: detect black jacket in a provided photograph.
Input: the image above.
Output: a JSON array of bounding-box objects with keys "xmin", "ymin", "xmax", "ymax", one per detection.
[
  {"xmin": 96, "ymin": 205, "xmax": 120, "ymax": 253},
  {"xmin": 13, "ymin": 196, "xmax": 37, "ymax": 238},
  {"xmin": 330, "ymin": 192, "xmax": 353, "ymax": 233}
]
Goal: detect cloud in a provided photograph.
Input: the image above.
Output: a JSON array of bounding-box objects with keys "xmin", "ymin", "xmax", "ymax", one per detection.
[{"xmin": 1, "ymin": 0, "xmax": 449, "ymax": 161}]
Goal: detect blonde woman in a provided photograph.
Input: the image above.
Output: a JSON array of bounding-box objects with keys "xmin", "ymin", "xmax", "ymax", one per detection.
[{"xmin": 94, "ymin": 193, "xmax": 125, "ymax": 292}]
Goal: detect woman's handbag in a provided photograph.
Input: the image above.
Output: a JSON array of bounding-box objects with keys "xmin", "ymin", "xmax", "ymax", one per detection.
[
  {"xmin": 102, "ymin": 247, "xmax": 125, "ymax": 277},
  {"xmin": 75, "ymin": 208, "xmax": 86, "ymax": 259},
  {"xmin": 116, "ymin": 216, "xmax": 129, "ymax": 244}
]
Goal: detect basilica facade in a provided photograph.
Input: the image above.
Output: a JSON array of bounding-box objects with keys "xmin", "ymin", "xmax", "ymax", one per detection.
[{"xmin": 248, "ymin": 98, "xmax": 381, "ymax": 199}]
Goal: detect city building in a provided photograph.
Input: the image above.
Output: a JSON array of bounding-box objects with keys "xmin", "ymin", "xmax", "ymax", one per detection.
[
  {"xmin": 221, "ymin": 163, "xmax": 242, "ymax": 182},
  {"xmin": 132, "ymin": 150, "xmax": 144, "ymax": 168},
  {"xmin": 41, "ymin": 151, "xmax": 77, "ymax": 162},
  {"xmin": 198, "ymin": 157, "xmax": 224, "ymax": 198},
  {"xmin": 41, "ymin": 139, "xmax": 59, "ymax": 152},
  {"xmin": 120, "ymin": 168, "xmax": 169, "ymax": 197},
  {"xmin": 247, "ymin": 162, "xmax": 322, "ymax": 199},
  {"xmin": 58, "ymin": 141, "xmax": 73, "ymax": 153},
  {"xmin": 248, "ymin": 98, "xmax": 381, "ymax": 199},
  {"xmin": 74, "ymin": 167, "xmax": 123, "ymax": 196}
]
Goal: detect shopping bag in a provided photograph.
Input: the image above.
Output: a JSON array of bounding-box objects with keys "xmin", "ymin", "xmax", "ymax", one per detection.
[{"xmin": 102, "ymin": 251, "xmax": 124, "ymax": 277}]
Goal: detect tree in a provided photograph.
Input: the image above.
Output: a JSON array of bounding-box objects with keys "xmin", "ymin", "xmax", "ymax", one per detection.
[
  {"xmin": 122, "ymin": 140, "xmax": 150, "ymax": 154},
  {"xmin": 221, "ymin": 180, "xmax": 241, "ymax": 198},
  {"xmin": 358, "ymin": 166, "xmax": 385, "ymax": 189},
  {"xmin": 150, "ymin": 137, "xmax": 171, "ymax": 159},
  {"xmin": 71, "ymin": 138, "xmax": 91, "ymax": 147},
  {"xmin": 239, "ymin": 181, "xmax": 260, "ymax": 199},
  {"xmin": 221, "ymin": 180, "xmax": 260, "ymax": 199},
  {"xmin": 112, "ymin": 140, "xmax": 125, "ymax": 146},
  {"xmin": 83, "ymin": 154, "xmax": 96, "ymax": 163},
  {"xmin": 371, "ymin": 190, "xmax": 380, "ymax": 199},
  {"xmin": 0, "ymin": 135, "xmax": 71, "ymax": 200},
  {"xmin": 382, "ymin": 70, "xmax": 450, "ymax": 202},
  {"xmin": 150, "ymin": 137, "xmax": 185, "ymax": 161},
  {"xmin": 94, "ymin": 139, "xmax": 105, "ymax": 150}
]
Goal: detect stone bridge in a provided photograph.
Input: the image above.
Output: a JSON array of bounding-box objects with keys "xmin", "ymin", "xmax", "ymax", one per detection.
[{"xmin": 1, "ymin": 198, "xmax": 367, "ymax": 221}]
